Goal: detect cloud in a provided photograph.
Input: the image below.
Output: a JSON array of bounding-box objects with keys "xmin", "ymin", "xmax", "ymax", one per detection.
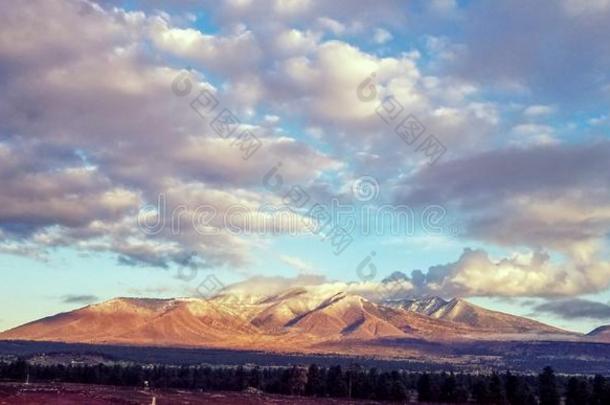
[
  {"xmin": 534, "ymin": 299, "xmax": 610, "ymax": 320},
  {"xmin": 523, "ymin": 104, "xmax": 554, "ymax": 117},
  {"xmin": 61, "ymin": 294, "xmax": 99, "ymax": 305},
  {"xmin": 127, "ymin": 286, "xmax": 173, "ymax": 296},
  {"xmin": 455, "ymin": 0, "xmax": 610, "ymax": 104},
  {"xmin": 399, "ymin": 141, "xmax": 610, "ymax": 259},
  {"xmin": 373, "ymin": 28, "xmax": 393, "ymax": 44},
  {"xmin": 407, "ymin": 248, "xmax": 610, "ymax": 298},
  {"xmin": 279, "ymin": 255, "xmax": 317, "ymax": 274},
  {"xmin": 0, "ymin": 0, "xmax": 342, "ymax": 271},
  {"xmin": 221, "ymin": 274, "xmax": 329, "ymax": 297},
  {"xmin": 150, "ymin": 20, "xmax": 263, "ymax": 76},
  {"xmin": 1, "ymin": 0, "xmax": 607, "ymax": 307},
  {"xmin": 396, "ymin": 142, "xmax": 610, "ymax": 297},
  {"xmin": 509, "ymin": 124, "xmax": 557, "ymax": 145}
]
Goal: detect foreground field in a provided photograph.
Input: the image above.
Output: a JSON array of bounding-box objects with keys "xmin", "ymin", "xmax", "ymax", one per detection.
[{"xmin": 0, "ymin": 382, "xmax": 403, "ymax": 405}]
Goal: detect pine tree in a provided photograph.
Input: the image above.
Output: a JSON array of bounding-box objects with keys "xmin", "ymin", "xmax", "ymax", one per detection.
[
  {"xmin": 505, "ymin": 370, "xmax": 534, "ymax": 405},
  {"xmin": 473, "ymin": 379, "xmax": 491, "ymax": 404},
  {"xmin": 489, "ymin": 372, "xmax": 507, "ymax": 404},
  {"xmin": 565, "ymin": 376, "xmax": 590, "ymax": 405},
  {"xmin": 538, "ymin": 366, "xmax": 560, "ymax": 405},
  {"xmin": 326, "ymin": 365, "xmax": 347, "ymax": 397},
  {"xmin": 417, "ymin": 373, "xmax": 433, "ymax": 402},
  {"xmin": 440, "ymin": 372, "xmax": 457, "ymax": 402},
  {"xmin": 592, "ymin": 374, "xmax": 609, "ymax": 405},
  {"xmin": 249, "ymin": 366, "xmax": 262, "ymax": 390}
]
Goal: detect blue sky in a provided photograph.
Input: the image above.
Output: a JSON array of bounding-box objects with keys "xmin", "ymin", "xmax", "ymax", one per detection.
[{"xmin": 1, "ymin": 0, "xmax": 610, "ymax": 334}]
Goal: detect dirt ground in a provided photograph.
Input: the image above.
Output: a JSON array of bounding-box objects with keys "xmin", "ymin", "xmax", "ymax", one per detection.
[{"xmin": 0, "ymin": 382, "xmax": 412, "ymax": 404}]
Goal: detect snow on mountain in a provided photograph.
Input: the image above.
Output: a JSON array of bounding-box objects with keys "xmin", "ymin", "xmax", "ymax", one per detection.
[
  {"xmin": 385, "ymin": 296, "xmax": 448, "ymax": 316},
  {"xmin": 0, "ymin": 288, "xmax": 578, "ymax": 353},
  {"xmin": 386, "ymin": 297, "xmax": 567, "ymax": 334}
]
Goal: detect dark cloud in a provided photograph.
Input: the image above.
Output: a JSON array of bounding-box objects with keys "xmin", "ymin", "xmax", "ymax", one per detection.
[
  {"xmin": 534, "ymin": 299, "xmax": 610, "ymax": 320},
  {"xmin": 61, "ymin": 294, "xmax": 99, "ymax": 305},
  {"xmin": 399, "ymin": 141, "xmax": 610, "ymax": 206},
  {"xmin": 397, "ymin": 142, "xmax": 610, "ymax": 259},
  {"xmin": 455, "ymin": 0, "xmax": 610, "ymax": 105}
]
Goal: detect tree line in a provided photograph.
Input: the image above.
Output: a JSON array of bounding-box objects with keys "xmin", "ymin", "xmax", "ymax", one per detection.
[{"xmin": 1, "ymin": 359, "xmax": 609, "ymax": 403}]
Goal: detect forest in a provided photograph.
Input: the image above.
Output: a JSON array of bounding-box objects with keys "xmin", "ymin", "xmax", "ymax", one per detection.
[{"xmin": 1, "ymin": 359, "xmax": 609, "ymax": 404}]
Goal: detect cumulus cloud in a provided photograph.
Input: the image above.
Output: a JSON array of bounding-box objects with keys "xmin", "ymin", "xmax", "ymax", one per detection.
[
  {"xmin": 0, "ymin": 0, "xmax": 341, "ymax": 270},
  {"xmin": 1, "ymin": 0, "xmax": 608, "ymax": 306},
  {"xmin": 397, "ymin": 142, "xmax": 610, "ymax": 297},
  {"xmin": 405, "ymin": 248, "xmax": 610, "ymax": 298}
]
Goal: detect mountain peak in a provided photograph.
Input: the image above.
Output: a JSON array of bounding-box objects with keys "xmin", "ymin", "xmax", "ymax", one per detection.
[
  {"xmin": 89, "ymin": 297, "xmax": 173, "ymax": 312},
  {"xmin": 385, "ymin": 296, "xmax": 567, "ymax": 334},
  {"xmin": 588, "ymin": 325, "xmax": 610, "ymax": 337}
]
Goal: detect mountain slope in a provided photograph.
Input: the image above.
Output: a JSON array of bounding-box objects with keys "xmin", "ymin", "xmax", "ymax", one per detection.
[
  {"xmin": 385, "ymin": 297, "xmax": 567, "ymax": 334},
  {"xmin": 0, "ymin": 290, "xmax": 577, "ymax": 353},
  {"xmin": 588, "ymin": 325, "xmax": 610, "ymax": 341},
  {"xmin": 286, "ymin": 293, "xmax": 406, "ymax": 339},
  {"xmin": 0, "ymin": 297, "xmax": 260, "ymax": 347}
]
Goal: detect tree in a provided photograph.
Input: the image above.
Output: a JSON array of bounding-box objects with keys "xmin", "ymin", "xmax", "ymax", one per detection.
[
  {"xmin": 417, "ymin": 373, "xmax": 441, "ymax": 402},
  {"xmin": 233, "ymin": 366, "xmax": 247, "ymax": 391},
  {"xmin": 374, "ymin": 372, "xmax": 393, "ymax": 400},
  {"xmin": 417, "ymin": 373, "xmax": 433, "ymax": 402},
  {"xmin": 305, "ymin": 364, "xmax": 320, "ymax": 396},
  {"xmin": 505, "ymin": 371, "xmax": 535, "ymax": 405},
  {"xmin": 489, "ymin": 372, "xmax": 507, "ymax": 404},
  {"xmin": 249, "ymin": 366, "xmax": 262, "ymax": 390},
  {"xmin": 390, "ymin": 379, "xmax": 408, "ymax": 401},
  {"xmin": 281, "ymin": 366, "xmax": 307, "ymax": 395},
  {"xmin": 565, "ymin": 376, "xmax": 590, "ymax": 405},
  {"xmin": 440, "ymin": 373, "xmax": 457, "ymax": 402},
  {"xmin": 592, "ymin": 374, "xmax": 609, "ymax": 405},
  {"xmin": 473, "ymin": 379, "xmax": 492, "ymax": 404},
  {"xmin": 439, "ymin": 373, "xmax": 468, "ymax": 403},
  {"xmin": 538, "ymin": 367, "xmax": 559, "ymax": 405},
  {"xmin": 326, "ymin": 365, "xmax": 347, "ymax": 397}
]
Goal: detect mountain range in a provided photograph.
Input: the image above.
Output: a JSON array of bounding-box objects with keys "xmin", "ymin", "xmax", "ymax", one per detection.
[{"xmin": 1, "ymin": 285, "xmax": 608, "ymax": 357}]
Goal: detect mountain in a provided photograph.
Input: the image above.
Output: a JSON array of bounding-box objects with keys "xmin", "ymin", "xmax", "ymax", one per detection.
[
  {"xmin": 588, "ymin": 325, "xmax": 610, "ymax": 341},
  {"xmin": 385, "ymin": 297, "xmax": 565, "ymax": 334},
  {"xmin": 0, "ymin": 298, "xmax": 260, "ymax": 348},
  {"xmin": 0, "ymin": 289, "xmax": 578, "ymax": 355}
]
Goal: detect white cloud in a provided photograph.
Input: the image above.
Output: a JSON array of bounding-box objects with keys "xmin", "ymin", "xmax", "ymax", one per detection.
[
  {"xmin": 523, "ymin": 104, "xmax": 555, "ymax": 117},
  {"xmin": 279, "ymin": 255, "xmax": 317, "ymax": 274},
  {"xmin": 373, "ymin": 28, "xmax": 393, "ymax": 44}
]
